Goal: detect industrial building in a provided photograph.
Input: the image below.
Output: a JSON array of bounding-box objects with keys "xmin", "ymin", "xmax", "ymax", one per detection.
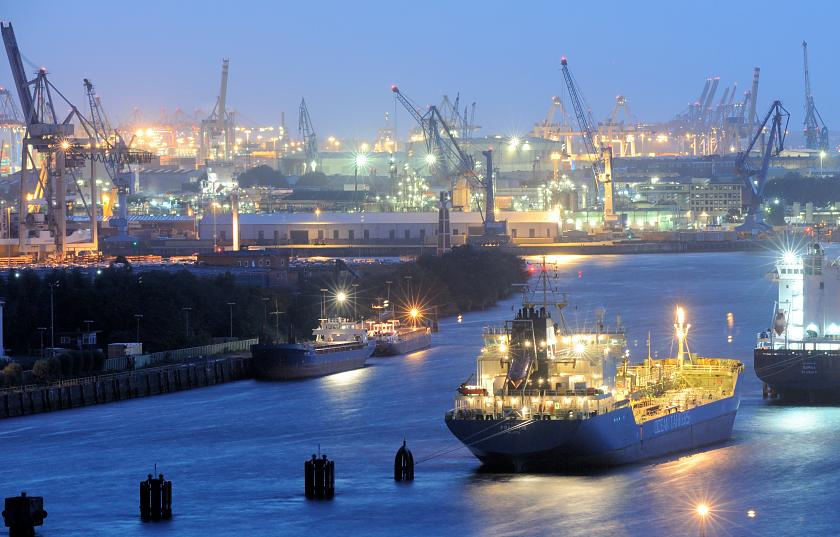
[{"xmin": 200, "ymin": 211, "xmax": 559, "ymax": 248}]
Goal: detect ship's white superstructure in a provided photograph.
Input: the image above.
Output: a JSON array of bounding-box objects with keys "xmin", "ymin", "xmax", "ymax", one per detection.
[{"xmin": 760, "ymin": 243, "xmax": 840, "ymax": 351}]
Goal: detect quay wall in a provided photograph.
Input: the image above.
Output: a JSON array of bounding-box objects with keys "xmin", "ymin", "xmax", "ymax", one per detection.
[{"xmin": 0, "ymin": 355, "xmax": 252, "ymax": 420}]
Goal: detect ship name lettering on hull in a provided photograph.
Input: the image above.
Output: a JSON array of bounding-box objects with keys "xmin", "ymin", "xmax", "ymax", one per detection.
[{"xmin": 653, "ymin": 413, "xmax": 691, "ymax": 435}]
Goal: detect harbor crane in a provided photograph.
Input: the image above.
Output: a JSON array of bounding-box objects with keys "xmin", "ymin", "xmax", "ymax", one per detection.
[
  {"xmin": 391, "ymin": 85, "xmax": 505, "ymax": 242},
  {"xmin": 802, "ymin": 41, "xmax": 828, "ymax": 151},
  {"xmin": 560, "ymin": 56, "xmax": 620, "ymax": 229},
  {"xmin": 79, "ymin": 78, "xmax": 152, "ymax": 245},
  {"xmin": 1, "ymin": 21, "xmax": 151, "ymax": 258},
  {"xmin": 734, "ymin": 100, "xmax": 789, "ymax": 231},
  {"xmin": 199, "ymin": 59, "xmax": 234, "ymax": 163},
  {"xmin": 298, "ymin": 98, "xmax": 318, "ymax": 172}
]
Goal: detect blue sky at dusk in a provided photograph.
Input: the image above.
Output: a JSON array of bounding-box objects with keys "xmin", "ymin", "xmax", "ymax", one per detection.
[{"xmin": 3, "ymin": 1, "xmax": 837, "ymax": 140}]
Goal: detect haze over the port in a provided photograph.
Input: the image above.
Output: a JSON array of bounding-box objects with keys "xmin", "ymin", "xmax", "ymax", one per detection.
[{"xmin": 3, "ymin": 0, "xmax": 837, "ymax": 139}]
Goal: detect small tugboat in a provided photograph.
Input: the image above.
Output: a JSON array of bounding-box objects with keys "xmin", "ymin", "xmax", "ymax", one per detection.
[
  {"xmin": 252, "ymin": 291, "xmax": 374, "ymax": 380},
  {"xmin": 445, "ymin": 262, "xmax": 743, "ymax": 471}
]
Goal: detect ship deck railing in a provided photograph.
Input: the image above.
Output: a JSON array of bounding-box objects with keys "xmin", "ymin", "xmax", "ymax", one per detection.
[{"xmin": 312, "ymin": 341, "xmax": 367, "ymax": 353}]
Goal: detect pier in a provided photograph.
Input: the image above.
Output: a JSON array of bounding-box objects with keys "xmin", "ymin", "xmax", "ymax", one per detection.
[{"xmin": 0, "ymin": 354, "xmax": 252, "ymax": 419}]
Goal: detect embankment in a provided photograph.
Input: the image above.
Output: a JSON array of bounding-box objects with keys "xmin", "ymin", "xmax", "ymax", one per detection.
[{"xmin": 0, "ymin": 355, "xmax": 252, "ymax": 419}]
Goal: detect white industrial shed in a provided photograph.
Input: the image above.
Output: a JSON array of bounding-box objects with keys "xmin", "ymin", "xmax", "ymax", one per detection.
[{"xmin": 200, "ymin": 211, "xmax": 558, "ymax": 246}]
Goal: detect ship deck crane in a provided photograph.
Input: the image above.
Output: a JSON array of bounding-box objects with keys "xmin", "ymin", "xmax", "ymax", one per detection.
[
  {"xmin": 802, "ymin": 41, "xmax": 828, "ymax": 151},
  {"xmin": 560, "ymin": 56, "xmax": 619, "ymax": 229},
  {"xmin": 735, "ymin": 100, "xmax": 789, "ymax": 231},
  {"xmin": 392, "ymin": 85, "xmax": 505, "ymax": 241},
  {"xmin": 298, "ymin": 98, "xmax": 318, "ymax": 172}
]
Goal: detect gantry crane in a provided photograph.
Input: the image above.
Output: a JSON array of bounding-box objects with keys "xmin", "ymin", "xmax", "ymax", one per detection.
[
  {"xmin": 560, "ymin": 56, "xmax": 619, "ymax": 229},
  {"xmin": 802, "ymin": 41, "xmax": 828, "ymax": 151},
  {"xmin": 199, "ymin": 59, "xmax": 234, "ymax": 163},
  {"xmin": 298, "ymin": 98, "xmax": 318, "ymax": 172},
  {"xmin": 2, "ymin": 22, "xmax": 150, "ymax": 258},
  {"xmin": 391, "ymin": 85, "xmax": 505, "ymax": 241},
  {"xmin": 735, "ymin": 100, "xmax": 789, "ymax": 231}
]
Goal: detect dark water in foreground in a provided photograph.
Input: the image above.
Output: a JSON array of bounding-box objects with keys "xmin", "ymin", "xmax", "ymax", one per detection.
[{"xmin": 2, "ymin": 252, "xmax": 838, "ymax": 536}]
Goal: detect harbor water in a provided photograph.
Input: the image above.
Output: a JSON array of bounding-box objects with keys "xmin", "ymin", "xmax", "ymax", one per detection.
[{"xmin": 1, "ymin": 251, "xmax": 837, "ymax": 536}]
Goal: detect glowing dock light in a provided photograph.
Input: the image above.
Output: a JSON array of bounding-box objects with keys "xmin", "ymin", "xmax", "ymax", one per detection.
[
  {"xmin": 574, "ymin": 342, "xmax": 586, "ymax": 355},
  {"xmin": 499, "ymin": 343, "xmax": 508, "ymax": 353},
  {"xmin": 746, "ymin": 509, "xmax": 756, "ymax": 518},
  {"xmin": 696, "ymin": 504, "xmax": 709, "ymax": 517},
  {"xmin": 424, "ymin": 153, "xmax": 436, "ymax": 165},
  {"xmin": 335, "ymin": 291, "xmax": 347, "ymax": 303}
]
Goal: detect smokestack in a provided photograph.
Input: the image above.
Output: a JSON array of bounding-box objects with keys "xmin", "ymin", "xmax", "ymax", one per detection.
[{"xmin": 231, "ymin": 191, "xmax": 240, "ymax": 252}]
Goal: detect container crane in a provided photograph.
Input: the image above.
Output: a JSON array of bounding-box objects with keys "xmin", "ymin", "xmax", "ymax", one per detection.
[
  {"xmin": 298, "ymin": 98, "xmax": 318, "ymax": 172},
  {"xmin": 391, "ymin": 85, "xmax": 505, "ymax": 242},
  {"xmin": 559, "ymin": 56, "xmax": 619, "ymax": 228},
  {"xmin": 802, "ymin": 41, "xmax": 828, "ymax": 151},
  {"xmin": 735, "ymin": 100, "xmax": 789, "ymax": 231},
  {"xmin": 79, "ymin": 79, "xmax": 152, "ymax": 246},
  {"xmin": 199, "ymin": 59, "xmax": 234, "ymax": 163},
  {"xmin": 2, "ymin": 21, "xmax": 75, "ymax": 257}
]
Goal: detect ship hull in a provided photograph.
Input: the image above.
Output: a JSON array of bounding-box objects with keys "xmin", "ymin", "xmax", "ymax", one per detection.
[
  {"xmin": 755, "ymin": 348, "xmax": 840, "ymax": 402},
  {"xmin": 251, "ymin": 343, "xmax": 373, "ymax": 380},
  {"xmin": 373, "ymin": 331, "xmax": 432, "ymax": 356},
  {"xmin": 445, "ymin": 395, "xmax": 739, "ymax": 471}
]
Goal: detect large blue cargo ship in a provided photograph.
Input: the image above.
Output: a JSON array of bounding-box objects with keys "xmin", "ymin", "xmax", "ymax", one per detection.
[{"xmin": 446, "ymin": 263, "xmax": 743, "ymax": 471}]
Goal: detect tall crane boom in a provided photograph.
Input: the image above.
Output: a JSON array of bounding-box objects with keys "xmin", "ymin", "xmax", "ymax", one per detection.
[
  {"xmin": 391, "ymin": 85, "xmax": 474, "ymax": 180},
  {"xmin": 298, "ymin": 98, "xmax": 318, "ymax": 169},
  {"xmin": 560, "ymin": 57, "xmax": 600, "ymax": 178},
  {"xmin": 735, "ymin": 100, "xmax": 789, "ymax": 230},
  {"xmin": 392, "ymin": 85, "xmax": 504, "ymax": 235},
  {"xmin": 560, "ymin": 56, "xmax": 618, "ymax": 227},
  {"xmin": 0, "ymin": 23, "xmax": 32, "ymax": 122},
  {"xmin": 217, "ymin": 59, "xmax": 229, "ymax": 134},
  {"xmin": 802, "ymin": 41, "xmax": 828, "ymax": 151}
]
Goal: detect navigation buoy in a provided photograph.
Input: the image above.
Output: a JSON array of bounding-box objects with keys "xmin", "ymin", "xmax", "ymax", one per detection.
[
  {"xmin": 304, "ymin": 454, "xmax": 335, "ymax": 499},
  {"xmin": 394, "ymin": 441, "xmax": 415, "ymax": 482},
  {"xmin": 2, "ymin": 492, "xmax": 47, "ymax": 537},
  {"xmin": 139, "ymin": 473, "xmax": 172, "ymax": 521}
]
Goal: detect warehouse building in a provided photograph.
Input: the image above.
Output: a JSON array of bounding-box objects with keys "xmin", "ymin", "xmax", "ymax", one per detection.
[{"xmin": 199, "ymin": 211, "xmax": 559, "ymax": 247}]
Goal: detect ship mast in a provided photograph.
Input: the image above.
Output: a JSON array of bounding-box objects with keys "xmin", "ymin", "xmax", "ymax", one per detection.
[{"xmin": 674, "ymin": 306, "xmax": 691, "ymax": 368}]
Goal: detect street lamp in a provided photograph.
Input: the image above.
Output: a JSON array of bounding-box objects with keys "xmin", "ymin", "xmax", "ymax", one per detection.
[
  {"xmin": 134, "ymin": 314, "xmax": 143, "ymax": 343},
  {"xmin": 226, "ymin": 302, "xmax": 236, "ymax": 339},
  {"xmin": 351, "ymin": 283, "xmax": 359, "ymax": 320},
  {"xmin": 261, "ymin": 297, "xmax": 270, "ymax": 332},
  {"xmin": 37, "ymin": 327, "xmax": 46, "ymax": 358},
  {"xmin": 48, "ymin": 281, "xmax": 59, "ymax": 351},
  {"xmin": 84, "ymin": 319, "xmax": 94, "ymax": 364},
  {"xmin": 182, "ymin": 307, "xmax": 192, "ymax": 340}
]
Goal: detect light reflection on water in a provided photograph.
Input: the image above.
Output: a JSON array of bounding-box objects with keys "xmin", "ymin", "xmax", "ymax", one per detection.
[{"xmin": 0, "ymin": 252, "xmax": 836, "ymax": 536}]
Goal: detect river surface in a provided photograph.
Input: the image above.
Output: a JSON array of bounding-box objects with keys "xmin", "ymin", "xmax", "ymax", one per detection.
[{"xmin": 1, "ymin": 251, "xmax": 837, "ymax": 536}]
